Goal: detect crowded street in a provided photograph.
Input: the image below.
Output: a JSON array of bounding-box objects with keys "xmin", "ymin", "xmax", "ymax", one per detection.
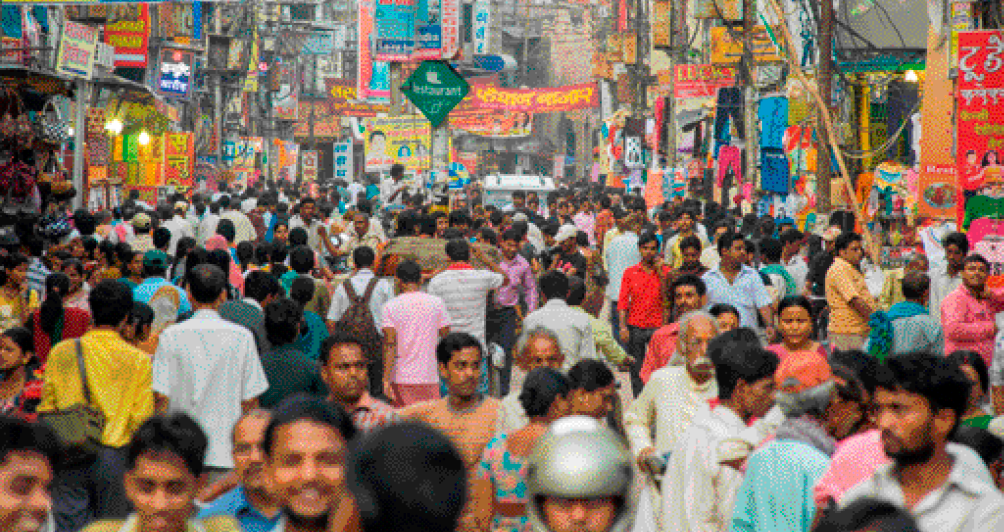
[{"xmin": 1, "ymin": 1, "xmax": 1003, "ymax": 532}]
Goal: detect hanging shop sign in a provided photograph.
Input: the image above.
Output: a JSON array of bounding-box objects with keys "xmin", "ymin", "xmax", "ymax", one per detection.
[
  {"xmin": 163, "ymin": 132, "xmax": 194, "ymax": 187},
  {"xmin": 450, "ymin": 79, "xmax": 533, "ymax": 138},
  {"xmin": 333, "ymin": 140, "xmax": 354, "ymax": 182},
  {"xmin": 467, "ymin": 83, "xmax": 599, "ymax": 113},
  {"xmin": 358, "ymin": 0, "xmax": 391, "ymax": 101},
  {"xmin": 710, "ymin": 27, "xmax": 783, "ymax": 65},
  {"xmin": 472, "ymin": 0, "xmax": 491, "ymax": 54},
  {"xmin": 415, "ymin": 0, "xmax": 443, "ymax": 59},
  {"xmin": 441, "ymin": 0, "xmax": 461, "ymax": 58},
  {"xmin": 302, "ymin": 31, "xmax": 336, "ymax": 55},
  {"xmin": 671, "ymin": 64, "xmax": 737, "ymax": 99},
  {"xmin": 56, "ymin": 22, "xmax": 99, "ymax": 79},
  {"xmin": 325, "ymin": 79, "xmax": 392, "ymax": 116},
  {"xmin": 302, "ymin": 150, "xmax": 319, "ymax": 181},
  {"xmin": 374, "ymin": 0, "xmax": 416, "ymax": 60},
  {"xmin": 917, "ymin": 163, "xmax": 958, "ymax": 218},
  {"xmin": 957, "ymin": 30, "xmax": 1004, "ymax": 224},
  {"xmin": 157, "ymin": 48, "xmax": 195, "ymax": 100},
  {"xmin": 272, "ymin": 63, "xmax": 299, "ymax": 120},
  {"xmin": 104, "ymin": 5, "xmax": 150, "ymax": 68}
]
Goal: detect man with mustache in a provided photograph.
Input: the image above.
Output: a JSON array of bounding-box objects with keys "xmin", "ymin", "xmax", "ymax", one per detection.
[
  {"xmin": 198, "ymin": 410, "xmax": 281, "ymax": 532},
  {"xmin": 321, "ymin": 332, "xmax": 399, "ymax": 433},
  {"xmin": 840, "ymin": 352, "xmax": 1004, "ymax": 532},
  {"xmin": 624, "ymin": 311, "xmax": 719, "ymax": 532}
]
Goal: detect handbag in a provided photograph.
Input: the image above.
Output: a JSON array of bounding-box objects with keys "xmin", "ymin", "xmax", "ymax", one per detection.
[
  {"xmin": 38, "ymin": 339, "xmax": 106, "ymax": 463},
  {"xmin": 36, "ymin": 97, "xmax": 71, "ymax": 145}
]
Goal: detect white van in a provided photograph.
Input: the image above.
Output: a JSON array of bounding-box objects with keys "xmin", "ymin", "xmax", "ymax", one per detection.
[{"xmin": 481, "ymin": 174, "xmax": 556, "ymax": 209}]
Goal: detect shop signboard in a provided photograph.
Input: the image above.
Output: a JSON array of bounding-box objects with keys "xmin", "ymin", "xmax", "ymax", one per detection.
[
  {"xmin": 157, "ymin": 48, "xmax": 195, "ymax": 100},
  {"xmin": 440, "ymin": 0, "xmax": 461, "ymax": 58},
  {"xmin": 672, "ymin": 64, "xmax": 736, "ymax": 99},
  {"xmin": 917, "ymin": 163, "xmax": 958, "ymax": 218},
  {"xmin": 415, "ymin": 0, "xmax": 443, "ymax": 59},
  {"xmin": 302, "ymin": 150, "xmax": 319, "ymax": 181},
  {"xmin": 163, "ymin": 132, "xmax": 194, "ymax": 187},
  {"xmin": 358, "ymin": 0, "xmax": 391, "ymax": 101},
  {"xmin": 104, "ymin": 5, "xmax": 150, "ymax": 67},
  {"xmin": 710, "ymin": 27, "xmax": 783, "ymax": 65},
  {"xmin": 374, "ymin": 0, "xmax": 416, "ymax": 60},
  {"xmin": 333, "ymin": 140, "xmax": 354, "ymax": 182},
  {"xmin": 472, "ymin": 0, "xmax": 491, "ymax": 54},
  {"xmin": 56, "ymin": 22, "xmax": 99, "ymax": 79},
  {"xmin": 364, "ymin": 116, "xmax": 448, "ymax": 172},
  {"xmin": 957, "ymin": 30, "xmax": 1004, "ymax": 223},
  {"xmin": 466, "ymin": 82, "xmax": 599, "ymax": 113},
  {"xmin": 272, "ymin": 63, "xmax": 299, "ymax": 120}
]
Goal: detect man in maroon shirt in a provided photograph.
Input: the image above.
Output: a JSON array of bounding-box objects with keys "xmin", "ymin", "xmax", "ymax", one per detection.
[{"xmin": 618, "ymin": 231, "xmax": 671, "ymax": 394}]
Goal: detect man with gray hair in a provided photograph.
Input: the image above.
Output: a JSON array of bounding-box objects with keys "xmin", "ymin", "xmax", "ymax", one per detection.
[
  {"xmin": 624, "ymin": 310, "xmax": 720, "ymax": 532},
  {"xmin": 495, "ymin": 327, "xmax": 565, "ymax": 435}
]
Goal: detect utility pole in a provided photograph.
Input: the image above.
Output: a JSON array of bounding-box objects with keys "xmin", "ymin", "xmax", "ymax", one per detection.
[
  {"xmin": 817, "ymin": 0, "xmax": 834, "ymax": 212},
  {"xmin": 742, "ymin": 0, "xmax": 758, "ymax": 212}
]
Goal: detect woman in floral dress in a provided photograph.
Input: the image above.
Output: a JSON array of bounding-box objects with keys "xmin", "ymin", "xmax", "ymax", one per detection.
[{"xmin": 477, "ymin": 368, "xmax": 571, "ymax": 532}]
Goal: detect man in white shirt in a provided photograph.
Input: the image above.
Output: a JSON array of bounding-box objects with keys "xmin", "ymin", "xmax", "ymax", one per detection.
[
  {"xmin": 428, "ymin": 238, "xmax": 507, "ymax": 352},
  {"xmin": 346, "ymin": 181, "xmax": 366, "ymax": 209},
  {"xmin": 380, "ymin": 164, "xmax": 408, "ymax": 212},
  {"xmin": 151, "ymin": 264, "xmax": 269, "ymax": 479},
  {"xmin": 661, "ymin": 344, "xmax": 779, "ymax": 532},
  {"xmin": 218, "ymin": 195, "xmax": 257, "ymax": 244},
  {"xmin": 624, "ymin": 310, "xmax": 719, "ymax": 532},
  {"xmin": 197, "ymin": 202, "xmax": 221, "ymax": 245},
  {"xmin": 522, "ymin": 270, "xmax": 598, "ymax": 369},
  {"xmin": 929, "ymin": 232, "xmax": 968, "ymax": 325},
  {"xmin": 780, "ymin": 229, "xmax": 809, "ymax": 294},
  {"xmin": 162, "ymin": 201, "xmax": 196, "ymax": 256}
]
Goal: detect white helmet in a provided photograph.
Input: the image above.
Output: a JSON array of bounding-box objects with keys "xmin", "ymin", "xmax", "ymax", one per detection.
[{"xmin": 526, "ymin": 416, "xmax": 634, "ymax": 532}]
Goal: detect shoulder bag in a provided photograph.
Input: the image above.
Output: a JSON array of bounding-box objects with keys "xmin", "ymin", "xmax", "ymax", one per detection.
[{"xmin": 39, "ymin": 339, "xmax": 106, "ymax": 463}]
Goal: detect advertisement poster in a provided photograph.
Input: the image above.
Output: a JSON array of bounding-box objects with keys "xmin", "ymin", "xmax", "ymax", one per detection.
[
  {"xmin": 333, "ymin": 140, "xmax": 354, "ymax": 182},
  {"xmin": 466, "ymin": 83, "xmax": 599, "ymax": 113},
  {"xmin": 271, "ymin": 140, "xmax": 299, "ymax": 183},
  {"xmin": 672, "ymin": 64, "xmax": 736, "ymax": 99},
  {"xmin": 302, "ymin": 151, "xmax": 319, "ymax": 181},
  {"xmin": 104, "ymin": 5, "xmax": 149, "ymax": 67},
  {"xmin": 440, "ymin": 0, "xmax": 461, "ymax": 58},
  {"xmin": 415, "ymin": 0, "xmax": 443, "ymax": 59},
  {"xmin": 272, "ymin": 63, "xmax": 299, "ymax": 120},
  {"xmin": 56, "ymin": 22, "xmax": 99, "ymax": 79},
  {"xmin": 710, "ymin": 27, "xmax": 783, "ymax": 65},
  {"xmin": 472, "ymin": 0, "xmax": 491, "ymax": 54},
  {"xmin": 157, "ymin": 48, "xmax": 195, "ymax": 100},
  {"xmin": 917, "ymin": 163, "xmax": 958, "ymax": 218},
  {"xmin": 451, "ymin": 79, "xmax": 532, "ymax": 137},
  {"xmin": 374, "ymin": 0, "xmax": 416, "ymax": 60},
  {"xmin": 956, "ymin": 30, "xmax": 1004, "ymax": 224},
  {"xmin": 358, "ymin": 0, "xmax": 391, "ymax": 101},
  {"xmin": 162, "ymin": 132, "xmax": 194, "ymax": 187},
  {"xmin": 364, "ymin": 117, "xmax": 449, "ymax": 172}
]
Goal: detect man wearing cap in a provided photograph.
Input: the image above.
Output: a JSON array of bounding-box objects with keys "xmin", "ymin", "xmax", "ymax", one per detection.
[
  {"xmin": 162, "ymin": 201, "xmax": 196, "ymax": 256},
  {"xmin": 133, "ymin": 250, "xmax": 192, "ymax": 320},
  {"xmin": 731, "ymin": 355, "xmax": 843, "ymax": 532},
  {"xmin": 131, "ymin": 213, "xmax": 156, "ymax": 253},
  {"xmin": 548, "ymin": 224, "xmax": 588, "ymax": 278}
]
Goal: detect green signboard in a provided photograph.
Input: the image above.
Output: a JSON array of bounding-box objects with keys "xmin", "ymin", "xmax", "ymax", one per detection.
[{"xmin": 400, "ymin": 60, "xmax": 470, "ymax": 127}]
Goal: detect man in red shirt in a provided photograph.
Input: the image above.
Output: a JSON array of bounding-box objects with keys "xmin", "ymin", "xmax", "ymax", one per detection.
[{"xmin": 618, "ymin": 232, "xmax": 671, "ymax": 394}]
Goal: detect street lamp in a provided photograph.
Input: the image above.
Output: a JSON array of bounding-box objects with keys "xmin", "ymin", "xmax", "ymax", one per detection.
[
  {"xmin": 105, "ymin": 118, "xmax": 123, "ymax": 135},
  {"xmin": 138, "ymin": 130, "xmax": 151, "ymax": 145}
]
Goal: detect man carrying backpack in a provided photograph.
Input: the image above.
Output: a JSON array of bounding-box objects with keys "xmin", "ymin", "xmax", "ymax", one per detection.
[{"xmin": 327, "ymin": 246, "xmax": 396, "ymax": 398}]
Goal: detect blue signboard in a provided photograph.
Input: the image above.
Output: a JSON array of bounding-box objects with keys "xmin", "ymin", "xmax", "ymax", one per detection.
[
  {"xmin": 374, "ymin": 0, "xmax": 416, "ymax": 60},
  {"xmin": 157, "ymin": 48, "xmax": 195, "ymax": 100}
]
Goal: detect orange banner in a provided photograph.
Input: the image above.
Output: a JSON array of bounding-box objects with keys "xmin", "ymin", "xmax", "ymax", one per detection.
[
  {"xmin": 466, "ymin": 83, "xmax": 599, "ymax": 113},
  {"xmin": 162, "ymin": 132, "xmax": 194, "ymax": 187}
]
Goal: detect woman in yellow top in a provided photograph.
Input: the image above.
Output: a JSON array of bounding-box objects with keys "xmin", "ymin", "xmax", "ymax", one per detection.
[{"xmin": 0, "ymin": 253, "xmax": 38, "ymax": 331}]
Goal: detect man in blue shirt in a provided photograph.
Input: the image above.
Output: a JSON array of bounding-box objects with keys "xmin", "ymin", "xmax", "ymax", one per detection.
[
  {"xmin": 133, "ymin": 250, "xmax": 192, "ymax": 319},
  {"xmin": 198, "ymin": 410, "xmax": 281, "ymax": 532}
]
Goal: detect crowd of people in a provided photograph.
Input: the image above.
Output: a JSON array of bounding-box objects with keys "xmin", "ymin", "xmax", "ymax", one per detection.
[{"xmin": 1, "ymin": 166, "xmax": 1004, "ymax": 532}]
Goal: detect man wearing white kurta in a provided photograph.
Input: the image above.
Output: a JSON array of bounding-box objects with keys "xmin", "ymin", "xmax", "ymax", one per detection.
[{"xmin": 624, "ymin": 311, "xmax": 719, "ymax": 532}]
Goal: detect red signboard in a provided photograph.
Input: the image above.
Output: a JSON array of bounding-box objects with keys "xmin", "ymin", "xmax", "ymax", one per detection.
[
  {"xmin": 956, "ymin": 31, "xmax": 1004, "ymax": 224},
  {"xmin": 104, "ymin": 5, "xmax": 150, "ymax": 68},
  {"xmin": 672, "ymin": 64, "xmax": 736, "ymax": 99}
]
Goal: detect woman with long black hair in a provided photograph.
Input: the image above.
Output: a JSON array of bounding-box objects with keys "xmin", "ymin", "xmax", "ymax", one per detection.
[
  {"xmin": 25, "ymin": 272, "xmax": 90, "ymax": 365},
  {"xmin": 0, "ymin": 326, "xmax": 43, "ymax": 421}
]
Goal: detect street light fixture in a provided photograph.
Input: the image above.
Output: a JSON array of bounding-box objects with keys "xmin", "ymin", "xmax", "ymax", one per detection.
[{"xmin": 105, "ymin": 118, "xmax": 123, "ymax": 135}]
